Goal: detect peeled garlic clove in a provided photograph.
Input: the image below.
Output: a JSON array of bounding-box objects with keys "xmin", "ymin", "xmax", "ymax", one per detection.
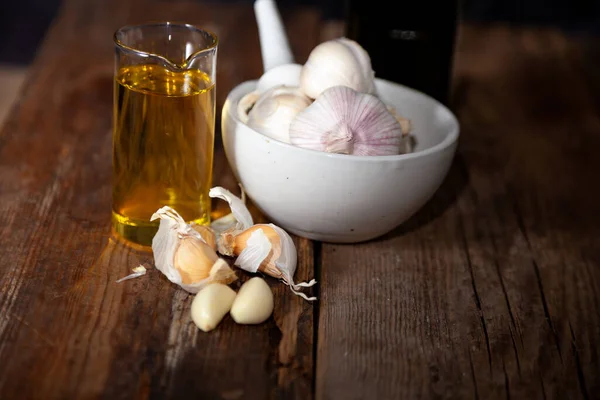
[
  {"xmin": 300, "ymin": 37, "xmax": 376, "ymax": 99},
  {"xmin": 230, "ymin": 277, "xmax": 274, "ymax": 325},
  {"xmin": 256, "ymin": 63, "xmax": 303, "ymax": 93},
  {"xmin": 247, "ymin": 86, "xmax": 311, "ymax": 144},
  {"xmin": 151, "ymin": 206, "xmax": 237, "ymax": 293},
  {"xmin": 191, "ymin": 283, "xmax": 237, "ymax": 332},
  {"xmin": 289, "ymin": 86, "xmax": 403, "ymax": 156}
]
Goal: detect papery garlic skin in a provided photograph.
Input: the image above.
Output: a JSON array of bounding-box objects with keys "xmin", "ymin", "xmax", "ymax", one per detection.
[
  {"xmin": 218, "ymin": 224, "xmax": 280, "ymax": 273},
  {"xmin": 230, "ymin": 277, "xmax": 274, "ymax": 325},
  {"xmin": 289, "ymin": 86, "xmax": 403, "ymax": 156},
  {"xmin": 151, "ymin": 207, "xmax": 188, "ymax": 284},
  {"xmin": 269, "ymin": 224, "xmax": 297, "ymax": 285},
  {"xmin": 268, "ymin": 224, "xmax": 316, "ymax": 301},
  {"xmin": 300, "ymin": 38, "xmax": 376, "ymax": 99},
  {"xmin": 116, "ymin": 265, "xmax": 147, "ymax": 283},
  {"xmin": 210, "ymin": 213, "xmax": 239, "ymax": 235},
  {"xmin": 191, "ymin": 283, "xmax": 237, "ymax": 332},
  {"xmin": 247, "ymin": 86, "xmax": 311, "ymax": 144},
  {"xmin": 234, "ymin": 228, "xmax": 273, "ymax": 273},
  {"xmin": 209, "ymin": 187, "xmax": 254, "ymax": 232}
]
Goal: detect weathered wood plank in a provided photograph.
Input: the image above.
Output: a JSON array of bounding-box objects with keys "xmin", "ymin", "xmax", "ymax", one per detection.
[
  {"xmin": 0, "ymin": 1, "xmax": 319, "ymax": 398},
  {"xmin": 316, "ymin": 25, "xmax": 600, "ymax": 400}
]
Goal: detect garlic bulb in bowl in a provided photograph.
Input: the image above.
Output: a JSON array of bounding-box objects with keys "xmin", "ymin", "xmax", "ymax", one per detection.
[
  {"xmin": 289, "ymin": 86, "xmax": 403, "ymax": 156},
  {"xmin": 238, "ymin": 63, "xmax": 304, "ymax": 123},
  {"xmin": 256, "ymin": 63, "xmax": 303, "ymax": 93},
  {"xmin": 246, "ymin": 86, "xmax": 312, "ymax": 144},
  {"xmin": 300, "ymin": 38, "xmax": 376, "ymax": 99}
]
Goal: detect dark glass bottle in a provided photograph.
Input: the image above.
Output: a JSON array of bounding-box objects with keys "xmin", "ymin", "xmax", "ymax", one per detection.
[{"xmin": 345, "ymin": 0, "xmax": 459, "ymax": 106}]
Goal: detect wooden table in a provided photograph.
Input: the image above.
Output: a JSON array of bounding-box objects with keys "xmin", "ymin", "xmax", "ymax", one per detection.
[{"xmin": 1, "ymin": 1, "xmax": 599, "ymax": 399}]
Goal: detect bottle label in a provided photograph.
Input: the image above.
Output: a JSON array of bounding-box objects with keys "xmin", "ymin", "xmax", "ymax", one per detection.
[{"xmin": 389, "ymin": 30, "xmax": 419, "ymax": 41}]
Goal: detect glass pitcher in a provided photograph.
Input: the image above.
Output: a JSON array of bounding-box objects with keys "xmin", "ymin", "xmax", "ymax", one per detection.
[{"xmin": 112, "ymin": 23, "xmax": 218, "ymax": 246}]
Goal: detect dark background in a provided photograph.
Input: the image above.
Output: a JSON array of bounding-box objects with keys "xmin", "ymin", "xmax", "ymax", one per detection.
[{"xmin": 1, "ymin": 0, "xmax": 599, "ymax": 65}]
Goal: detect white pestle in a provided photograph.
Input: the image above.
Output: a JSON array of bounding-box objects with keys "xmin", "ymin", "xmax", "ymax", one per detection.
[{"xmin": 254, "ymin": 0, "xmax": 294, "ymax": 72}]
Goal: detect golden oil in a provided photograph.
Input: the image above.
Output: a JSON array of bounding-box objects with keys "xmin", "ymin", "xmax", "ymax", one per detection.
[{"xmin": 112, "ymin": 64, "xmax": 215, "ymax": 246}]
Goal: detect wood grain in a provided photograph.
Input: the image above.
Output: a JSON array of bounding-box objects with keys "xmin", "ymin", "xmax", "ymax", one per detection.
[
  {"xmin": 2, "ymin": 1, "xmax": 600, "ymax": 398},
  {"xmin": 316, "ymin": 25, "xmax": 600, "ymax": 399},
  {"xmin": 0, "ymin": 0, "xmax": 319, "ymax": 399}
]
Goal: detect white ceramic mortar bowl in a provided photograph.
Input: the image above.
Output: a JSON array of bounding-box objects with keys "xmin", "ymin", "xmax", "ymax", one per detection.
[{"xmin": 221, "ymin": 78, "xmax": 459, "ymax": 243}]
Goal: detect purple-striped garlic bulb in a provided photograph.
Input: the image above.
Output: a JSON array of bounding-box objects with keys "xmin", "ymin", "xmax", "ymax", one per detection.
[{"xmin": 289, "ymin": 86, "xmax": 403, "ymax": 156}]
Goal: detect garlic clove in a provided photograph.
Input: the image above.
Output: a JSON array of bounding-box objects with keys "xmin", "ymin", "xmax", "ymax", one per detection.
[
  {"xmin": 191, "ymin": 224, "xmax": 217, "ymax": 250},
  {"xmin": 233, "ymin": 228, "xmax": 273, "ymax": 273},
  {"xmin": 174, "ymin": 236, "xmax": 218, "ymax": 284},
  {"xmin": 300, "ymin": 37, "xmax": 376, "ymax": 99},
  {"xmin": 230, "ymin": 277, "xmax": 274, "ymax": 325},
  {"xmin": 386, "ymin": 105, "xmax": 412, "ymax": 136},
  {"xmin": 238, "ymin": 91, "xmax": 261, "ymax": 124},
  {"xmin": 224, "ymin": 225, "xmax": 281, "ymax": 274},
  {"xmin": 207, "ymin": 258, "xmax": 238, "ymax": 284},
  {"xmin": 150, "ymin": 206, "xmax": 237, "ymax": 293},
  {"xmin": 268, "ymin": 224, "xmax": 296, "ymax": 284},
  {"xmin": 246, "ymin": 86, "xmax": 312, "ymax": 144},
  {"xmin": 191, "ymin": 283, "xmax": 237, "ymax": 332},
  {"xmin": 209, "ymin": 186, "xmax": 254, "ymax": 232},
  {"xmin": 151, "ymin": 206, "xmax": 190, "ymax": 284},
  {"xmin": 208, "ymin": 190, "xmax": 317, "ymax": 301},
  {"xmin": 226, "ymin": 223, "xmax": 317, "ymax": 301},
  {"xmin": 256, "ymin": 63, "xmax": 303, "ymax": 93},
  {"xmin": 386, "ymin": 105, "xmax": 414, "ymax": 154},
  {"xmin": 289, "ymin": 85, "xmax": 403, "ymax": 156}
]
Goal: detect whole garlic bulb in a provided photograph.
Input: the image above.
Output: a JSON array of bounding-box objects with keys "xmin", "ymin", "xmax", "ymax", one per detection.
[
  {"xmin": 300, "ymin": 38, "xmax": 376, "ymax": 99},
  {"xmin": 289, "ymin": 86, "xmax": 403, "ymax": 156},
  {"xmin": 247, "ymin": 86, "xmax": 312, "ymax": 143}
]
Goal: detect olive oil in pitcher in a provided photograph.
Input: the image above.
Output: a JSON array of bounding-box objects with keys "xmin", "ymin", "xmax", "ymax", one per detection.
[{"xmin": 112, "ymin": 64, "xmax": 215, "ymax": 246}]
